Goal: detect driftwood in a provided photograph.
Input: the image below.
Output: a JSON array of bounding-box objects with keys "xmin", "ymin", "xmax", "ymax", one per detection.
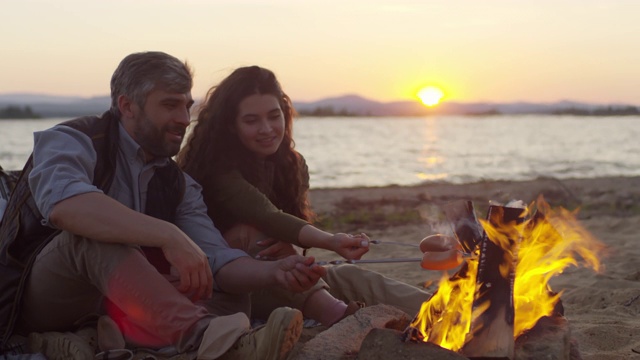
[{"xmin": 461, "ymin": 205, "xmax": 525, "ymax": 359}]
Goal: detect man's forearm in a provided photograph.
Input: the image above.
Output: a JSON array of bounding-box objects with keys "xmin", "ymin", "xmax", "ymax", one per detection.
[
  {"xmin": 214, "ymin": 255, "xmax": 325, "ymax": 294},
  {"xmin": 214, "ymin": 257, "xmax": 276, "ymax": 293},
  {"xmin": 49, "ymin": 192, "xmax": 178, "ymax": 247}
]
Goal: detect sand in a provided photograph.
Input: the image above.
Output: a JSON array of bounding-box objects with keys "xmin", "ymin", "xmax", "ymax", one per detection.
[{"xmin": 307, "ymin": 176, "xmax": 640, "ymax": 359}]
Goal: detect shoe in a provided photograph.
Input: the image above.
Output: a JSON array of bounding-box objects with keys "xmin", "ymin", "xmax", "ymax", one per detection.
[
  {"xmin": 28, "ymin": 330, "xmax": 95, "ymax": 360},
  {"xmin": 97, "ymin": 315, "xmax": 125, "ymax": 352},
  {"xmin": 76, "ymin": 326, "xmax": 99, "ymax": 351},
  {"xmin": 219, "ymin": 307, "xmax": 303, "ymax": 360}
]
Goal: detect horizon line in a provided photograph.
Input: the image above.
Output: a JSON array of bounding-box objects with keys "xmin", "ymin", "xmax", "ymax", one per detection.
[{"xmin": 0, "ymin": 91, "xmax": 638, "ymax": 107}]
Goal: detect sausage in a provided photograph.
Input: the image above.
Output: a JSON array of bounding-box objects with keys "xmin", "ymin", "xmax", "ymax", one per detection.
[
  {"xmin": 421, "ymin": 249, "xmax": 463, "ymax": 270},
  {"xmin": 419, "ymin": 234, "xmax": 462, "ymax": 253}
]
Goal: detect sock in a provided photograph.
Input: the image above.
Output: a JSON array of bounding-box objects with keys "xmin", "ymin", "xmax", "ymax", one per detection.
[{"xmin": 302, "ymin": 289, "xmax": 348, "ymax": 326}]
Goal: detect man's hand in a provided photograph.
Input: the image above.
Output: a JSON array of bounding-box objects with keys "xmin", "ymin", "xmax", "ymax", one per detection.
[
  {"xmin": 255, "ymin": 238, "xmax": 299, "ymax": 260},
  {"xmin": 161, "ymin": 230, "xmax": 213, "ymax": 302},
  {"xmin": 48, "ymin": 192, "xmax": 214, "ymax": 301},
  {"xmin": 272, "ymin": 255, "xmax": 326, "ymax": 293},
  {"xmin": 214, "ymin": 254, "xmax": 325, "ymax": 294}
]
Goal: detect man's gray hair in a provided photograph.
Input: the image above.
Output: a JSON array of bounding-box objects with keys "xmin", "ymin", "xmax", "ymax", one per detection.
[{"xmin": 110, "ymin": 51, "xmax": 193, "ymax": 116}]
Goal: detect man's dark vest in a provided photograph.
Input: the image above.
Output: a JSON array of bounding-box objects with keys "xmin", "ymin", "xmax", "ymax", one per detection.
[{"xmin": 0, "ymin": 111, "xmax": 185, "ymax": 350}]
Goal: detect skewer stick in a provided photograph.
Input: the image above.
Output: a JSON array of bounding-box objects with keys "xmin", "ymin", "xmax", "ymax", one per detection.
[{"xmin": 315, "ymin": 251, "xmax": 474, "ymax": 266}]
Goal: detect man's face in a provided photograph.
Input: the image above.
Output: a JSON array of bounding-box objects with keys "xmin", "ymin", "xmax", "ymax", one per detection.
[{"xmin": 130, "ymin": 88, "xmax": 194, "ymax": 160}]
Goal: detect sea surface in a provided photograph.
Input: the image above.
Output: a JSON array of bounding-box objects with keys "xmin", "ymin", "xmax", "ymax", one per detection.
[{"xmin": 1, "ymin": 116, "xmax": 639, "ymax": 189}]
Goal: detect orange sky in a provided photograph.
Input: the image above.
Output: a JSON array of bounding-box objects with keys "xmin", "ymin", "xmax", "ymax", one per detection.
[{"xmin": 1, "ymin": 0, "xmax": 639, "ymax": 105}]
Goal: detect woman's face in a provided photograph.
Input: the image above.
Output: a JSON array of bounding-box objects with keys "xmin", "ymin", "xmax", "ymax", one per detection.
[{"xmin": 235, "ymin": 93, "xmax": 285, "ymax": 158}]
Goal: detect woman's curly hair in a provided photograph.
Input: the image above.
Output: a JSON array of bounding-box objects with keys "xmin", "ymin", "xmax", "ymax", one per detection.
[{"xmin": 177, "ymin": 66, "xmax": 314, "ymax": 221}]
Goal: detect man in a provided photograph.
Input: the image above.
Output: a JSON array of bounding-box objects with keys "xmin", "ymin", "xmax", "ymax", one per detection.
[{"xmin": 0, "ymin": 51, "xmax": 325, "ymax": 360}]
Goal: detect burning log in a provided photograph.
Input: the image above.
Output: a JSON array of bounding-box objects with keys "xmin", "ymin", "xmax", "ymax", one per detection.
[{"xmin": 461, "ymin": 203, "xmax": 526, "ymax": 359}]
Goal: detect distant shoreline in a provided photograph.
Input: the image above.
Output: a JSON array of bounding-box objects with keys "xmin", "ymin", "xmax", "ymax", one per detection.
[
  {"xmin": 2, "ymin": 93, "xmax": 639, "ymax": 118},
  {"xmin": 0, "ymin": 105, "xmax": 41, "ymax": 119},
  {"xmin": 2, "ymin": 111, "xmax": 640, "ymax": 120}
]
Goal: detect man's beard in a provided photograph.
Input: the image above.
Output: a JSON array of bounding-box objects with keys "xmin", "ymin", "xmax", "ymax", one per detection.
[{"xmin": 133, "ymin": 113, "xmax": 185, "ymax": 159}]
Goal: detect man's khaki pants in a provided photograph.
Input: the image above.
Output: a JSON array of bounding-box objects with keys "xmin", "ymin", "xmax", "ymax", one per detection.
[{"xmin": 19, "ymin": 231, "xmax": 250, "ymax": 358}]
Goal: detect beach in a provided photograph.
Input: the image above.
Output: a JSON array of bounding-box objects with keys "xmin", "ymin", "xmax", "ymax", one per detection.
[{"xmin": 306, "ymin": 176, "xmax": 640, "ymax": 359}]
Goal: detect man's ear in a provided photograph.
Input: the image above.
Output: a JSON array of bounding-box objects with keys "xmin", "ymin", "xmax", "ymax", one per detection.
[{"xmin": 118, "ymin": 95, "xmax": 136, "ymax": 118}]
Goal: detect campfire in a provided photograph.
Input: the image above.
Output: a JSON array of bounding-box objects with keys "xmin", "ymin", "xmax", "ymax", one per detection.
[{"xmin": 403, "ymin": 196, "xmax": 605, "ymax": 359}]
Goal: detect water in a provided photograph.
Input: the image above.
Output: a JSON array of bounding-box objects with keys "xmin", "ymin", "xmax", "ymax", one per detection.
[{"xmin": 2, "ymin": 116, "xmax": 639, "ymax": 188}]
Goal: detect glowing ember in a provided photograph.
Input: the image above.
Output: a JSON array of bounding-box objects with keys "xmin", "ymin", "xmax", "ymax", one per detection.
[{"xmin": 410, "ymin": 196, "xmax": 605, "ymax": 352}]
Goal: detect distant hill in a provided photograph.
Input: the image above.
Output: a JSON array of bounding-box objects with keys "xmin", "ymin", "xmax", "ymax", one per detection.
[
  {"xmin": 294, "ymin": 95, "xmax": 639, "ymax": 116},
  {"xmin": 0, "ymin": 92, "xmax": 637, "ymax": 118}
]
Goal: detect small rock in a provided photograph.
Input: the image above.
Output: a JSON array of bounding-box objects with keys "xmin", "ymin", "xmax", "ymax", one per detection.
[{"xmin": 289, "ymin": 304, "xmax": 410, "ymax": 360}]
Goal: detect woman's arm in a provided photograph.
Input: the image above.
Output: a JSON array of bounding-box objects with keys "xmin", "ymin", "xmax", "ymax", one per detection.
[
  {"xmin": 209, "ymin": 158, "xmax": 369, "ymax": 259},
  {"xmin": 211, "ymin": 170, "xmax": 308, "ymax": 246}
]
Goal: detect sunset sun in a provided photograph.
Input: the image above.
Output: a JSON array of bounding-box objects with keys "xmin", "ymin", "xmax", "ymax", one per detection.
[{"xmin": 417, "ymin": 86, "xmax": 444, "ymax": 107}]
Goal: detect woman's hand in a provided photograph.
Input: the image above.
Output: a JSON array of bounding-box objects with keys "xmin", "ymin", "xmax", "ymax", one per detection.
[
  {"xmin": 255, "ymin": 238, "xmax": 300, "ymax": 260},
  {"xmin": 330, "ymin": 233, "xmax": 370, "ymax": 260},
  {"xmin": 298, "ymin": 225, "xmax": 370, "ymax": 260}
]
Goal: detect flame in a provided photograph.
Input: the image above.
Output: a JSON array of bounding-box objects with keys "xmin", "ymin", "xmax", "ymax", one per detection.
[
  {"xmin": 513, "ymin": 197, "xmax": 604, "ymax": 336},
  {"xmin": 411, "ymin": 260, "xmax": 479, "ymax": 350},
  {"xmin": 410, "ymin": 196, "xmax": 605, "ymax": 351}
]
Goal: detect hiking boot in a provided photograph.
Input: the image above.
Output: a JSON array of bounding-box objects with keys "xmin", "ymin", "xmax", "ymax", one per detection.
[
  {"xmin": 76, "ymin": 326, "xmax": 99, "ymax": 351},
  {"xmin": 219, "ymin": 307, "xmax": 303, "ymax": 360},
  {"xmin": 28, "ymin": 330, "xmax": 95, "ymax": 360}
]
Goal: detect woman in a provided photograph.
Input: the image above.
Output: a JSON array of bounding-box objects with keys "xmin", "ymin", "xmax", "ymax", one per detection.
[{"xmin": 177, "ymin": 66, "xmax": 431, "ymax": 324}]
